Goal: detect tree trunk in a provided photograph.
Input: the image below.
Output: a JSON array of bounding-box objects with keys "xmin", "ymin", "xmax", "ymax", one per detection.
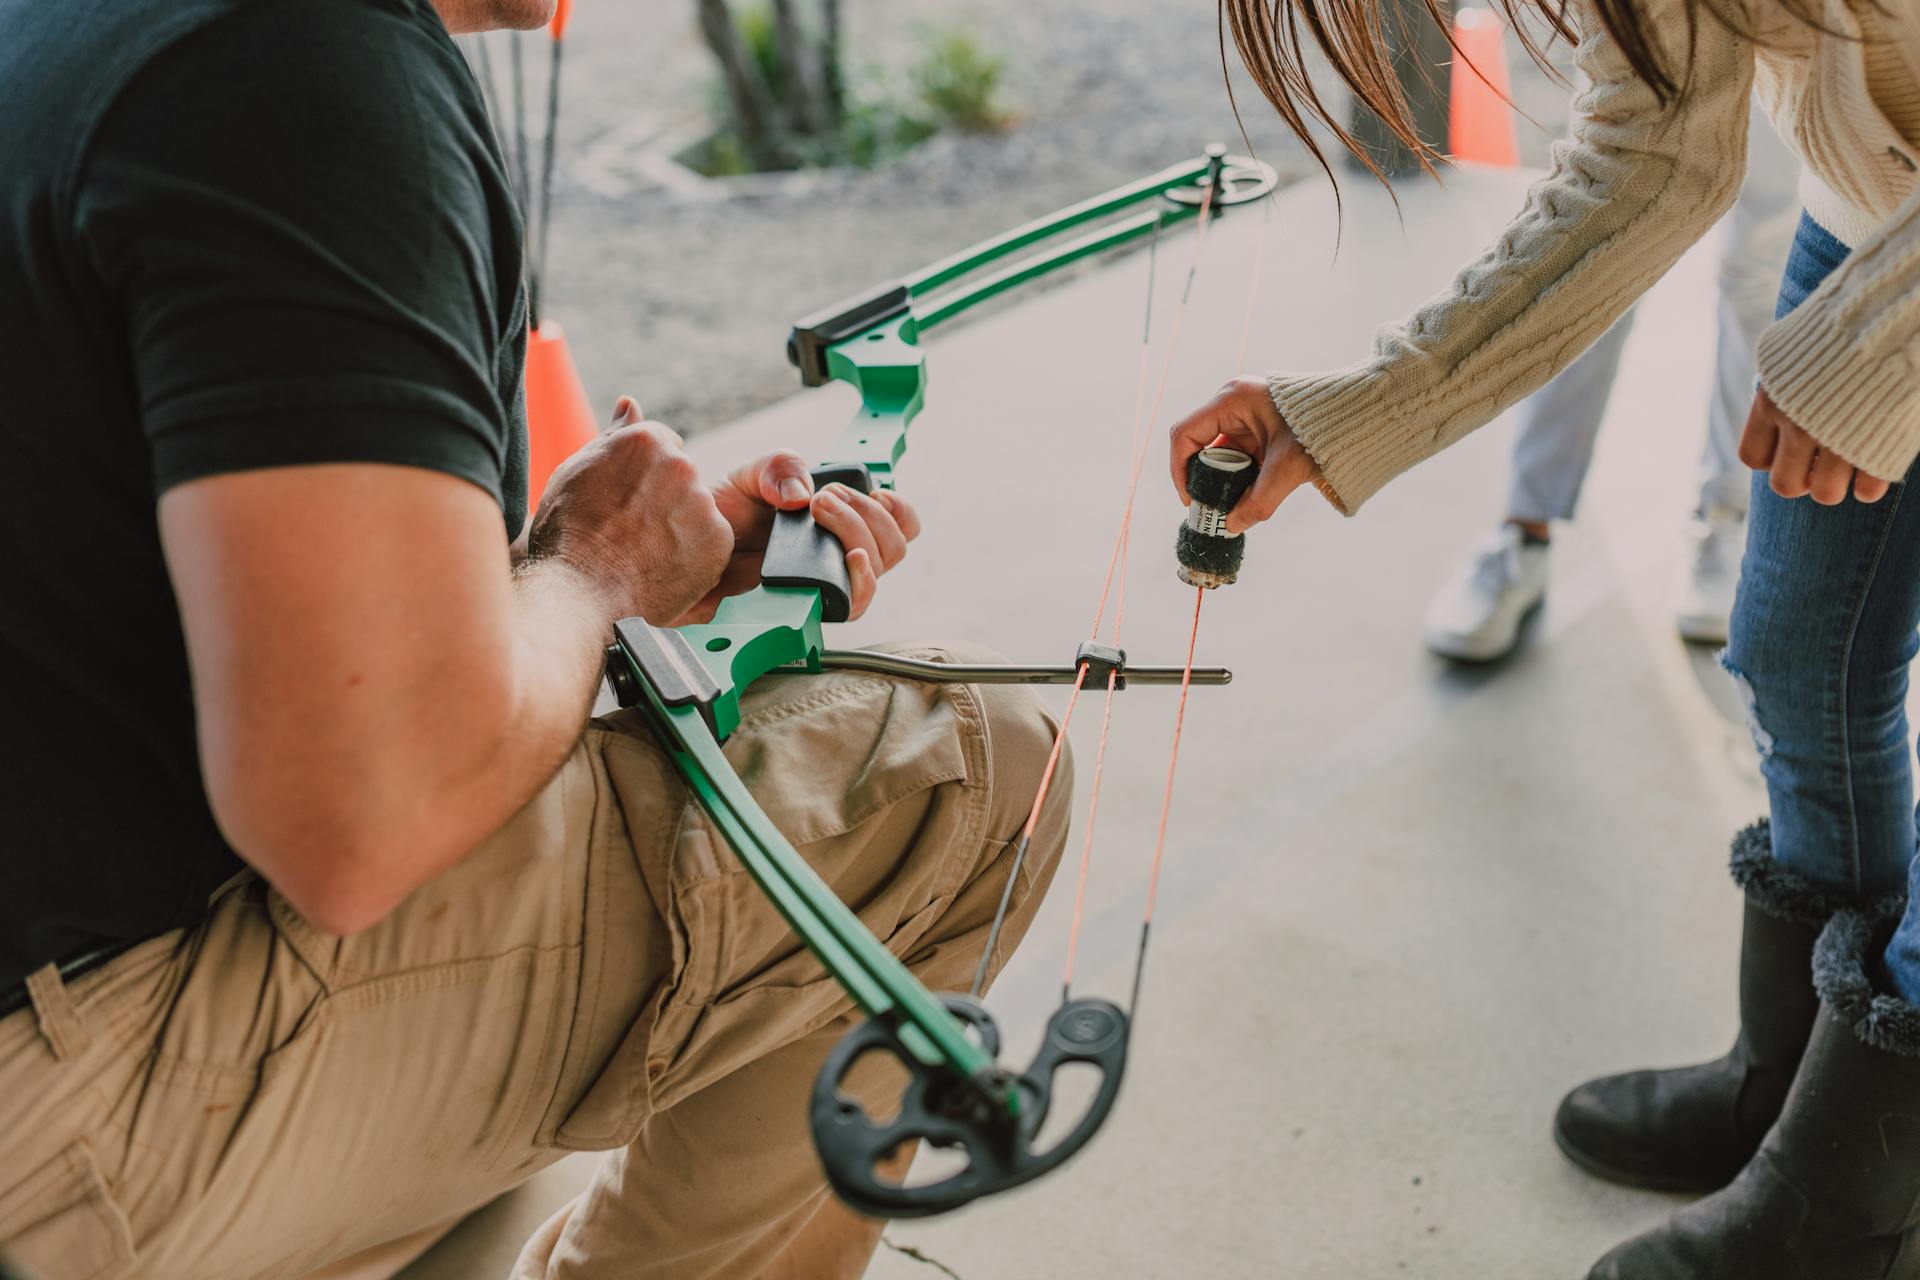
[
  {"xmin": 770, "ymin": 0, "xmax": 826, "ymax": 135},
  {"xmin": 819, "ymin": 0, "xmax": 844, "ymax": 119},
  {"xmin": 696, "ymin": 0, "xmax": 781, "ymax": 166}
]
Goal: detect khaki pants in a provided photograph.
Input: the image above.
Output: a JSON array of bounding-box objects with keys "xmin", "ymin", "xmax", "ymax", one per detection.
[{"xmin": 0, "ymin": 645, "xmax": 1069, "ymax": 1280}]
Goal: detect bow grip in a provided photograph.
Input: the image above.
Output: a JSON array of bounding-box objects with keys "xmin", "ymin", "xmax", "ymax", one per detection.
[{"xmin": 762, "ymin": 463, "xmax": 874, "ymax": 623}]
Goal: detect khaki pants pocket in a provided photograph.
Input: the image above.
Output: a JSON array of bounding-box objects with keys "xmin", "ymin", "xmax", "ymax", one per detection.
[{"xmin": 0, "ymin": 1140, "xmax": 136, "ymax": 1280}]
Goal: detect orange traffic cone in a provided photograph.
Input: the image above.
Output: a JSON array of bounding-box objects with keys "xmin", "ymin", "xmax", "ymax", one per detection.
[
  {"xmin": 1448, "ymin": 8, "xmax": 1520, "ymax": 168},
  {"xmin": 524, "ymin": 319, "xmax": 598, "ymax": 520}
]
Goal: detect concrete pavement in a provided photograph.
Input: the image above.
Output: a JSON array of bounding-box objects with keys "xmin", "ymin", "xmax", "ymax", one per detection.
[{"xmin": 406, "ymin": 164, "xmax": 1769, "ymax": 1279}]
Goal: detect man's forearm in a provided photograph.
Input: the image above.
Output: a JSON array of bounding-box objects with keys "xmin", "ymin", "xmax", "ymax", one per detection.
[
  {"xmin": 499, "ymin": 555, "xmax": 621, "ymax": 798},
  {"xmin": 319, "ymin": 557, "xmax": 616, "ymax": 930}
]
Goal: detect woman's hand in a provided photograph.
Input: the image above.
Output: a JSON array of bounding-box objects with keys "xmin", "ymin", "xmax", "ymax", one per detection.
[
  {"xmin": 1168, "ymin": 376, "xmax": 1321, "ymax": 532},
  {"xmin": 672, "ymin": 450, "xmax": 922, "ymax": 625},
  {"xmin": 1739, "ymin": 389, "xmax": 1891, "ymax": 505}
]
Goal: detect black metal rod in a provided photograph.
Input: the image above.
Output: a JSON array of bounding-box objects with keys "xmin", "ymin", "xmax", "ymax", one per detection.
[
  {"xmin": 532, "ymin": 34, "xmax": 565, "ymax": 327},
  {"xmin": 768, "ymin": 651, "xmax": 1231, "ymax": 686},
  {"xmin": 509, "ymin": 32, "xmax": 532, "ymax": 224}
]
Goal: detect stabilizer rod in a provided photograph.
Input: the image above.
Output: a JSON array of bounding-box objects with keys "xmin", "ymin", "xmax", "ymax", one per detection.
[{"xmin": 777, "ymin": 650, "xmax": 1232, "ymax": 687}]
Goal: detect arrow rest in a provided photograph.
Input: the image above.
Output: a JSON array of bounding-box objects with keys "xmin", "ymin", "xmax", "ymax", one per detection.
[{"xmin": 810, "ymin": 995, "xmax": 1130, "ymax": 1218}]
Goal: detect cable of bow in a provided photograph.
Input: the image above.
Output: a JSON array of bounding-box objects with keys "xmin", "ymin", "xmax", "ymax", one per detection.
[{"xmin": 972, "ymin": 163, "xmax": 1273, "ymax": 1015}]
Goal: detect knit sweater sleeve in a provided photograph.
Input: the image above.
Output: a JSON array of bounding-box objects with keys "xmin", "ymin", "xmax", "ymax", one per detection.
[
  {"xmin": 1754, "ymin": 188, "xmax": 1920, "ymax": 481},
  {"xmin": 1268, "ymin": 0, "xmax": 1755, "ymax": 513}
]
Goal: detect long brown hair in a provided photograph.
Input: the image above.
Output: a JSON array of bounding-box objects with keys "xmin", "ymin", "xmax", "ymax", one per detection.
[{"xmin": 1219, "ymin": 0, "xmax": 1829, "ymax": 184}]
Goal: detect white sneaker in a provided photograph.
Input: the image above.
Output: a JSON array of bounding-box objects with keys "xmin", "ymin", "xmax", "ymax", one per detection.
[
  {"xmin": 1676, "ymin": 506, "xmax": 1745, "ymax": 645},
  {"xmin": 1424, "ymin": 525, "xmax": 1550, "ymax": 662}
]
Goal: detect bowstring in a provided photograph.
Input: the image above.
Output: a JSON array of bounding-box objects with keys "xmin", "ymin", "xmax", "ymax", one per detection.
[
  {"xmin": 1130, "ymin": 181, "xmax": 1276, "ymax": 1016},
  {"xmin": 972, "ymin": 175, "xmax": 1221, "ymax": 1000},
  {"xmin": 1061, "ymin": 215, "xmax": 1162, "ymax": 999}
]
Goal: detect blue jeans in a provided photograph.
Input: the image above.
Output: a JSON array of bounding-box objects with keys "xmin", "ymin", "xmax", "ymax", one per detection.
[{"xmin": 1726, "ymin": 212, "xmax": 1920, "ymax": 999}]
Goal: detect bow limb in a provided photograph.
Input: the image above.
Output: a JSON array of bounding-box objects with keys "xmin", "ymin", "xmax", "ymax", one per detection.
[{"xmin": 602, "ymin": 147, "xmax": 1279, "ymax": 1218}]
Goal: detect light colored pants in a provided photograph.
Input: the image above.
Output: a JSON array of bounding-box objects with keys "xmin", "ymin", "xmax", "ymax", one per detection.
[
  {"xmin": 0, "ymin": 645, "xmax": 1069, "ymax": 1280},
  {"xmin": 1506, "ymin": 103, "xmax": 1801, "ymax": 524}
]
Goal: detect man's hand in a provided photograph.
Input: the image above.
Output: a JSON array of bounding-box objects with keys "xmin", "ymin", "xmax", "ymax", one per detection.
[
  {"xmin": 1168, "ymin": 376, "xmax": 1320, "ymax": 532},
  {"xmin": 1739, "ymin": 389, "xmax": 1892, "ymax": 505},
  {"xmin": 159, "ymin": 393, "xmax": 921, "ymax": 938},
  {"xmin": 676, "ymin": 451, "xmax": 923, "ymax": 624},
  {"xmin": 524, "ymin": 398, "xmax": 736, "ymax": 622}
]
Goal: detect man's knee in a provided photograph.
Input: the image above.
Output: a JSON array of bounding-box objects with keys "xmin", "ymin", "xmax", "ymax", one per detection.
[
  {"xmin": 900, "ymin": 644, "xmax": 1073, "ymax": 992},
  {"xmin": 975, "ymin": 666, "xmax": 1071, "ymax": 825},
  {"xmin": 925, "ymin": 640, "xmax": 1073, "ymax": 861}
]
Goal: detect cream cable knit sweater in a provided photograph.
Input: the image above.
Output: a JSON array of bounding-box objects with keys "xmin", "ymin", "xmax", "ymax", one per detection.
[{"xmin": 1271, "ymin": 0, "xmax": 1920, "ymax": 512}]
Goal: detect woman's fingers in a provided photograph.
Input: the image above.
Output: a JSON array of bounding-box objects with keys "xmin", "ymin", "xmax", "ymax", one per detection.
[
  {"xmin": 1855, "ymin": 471, "xmax": 1893, "ymax": 504},
  {"xmin": 1743, "ymin": 388, "xmax": 1892, "ymax": 507},
  {"xmin": 1807, "ymin": 448, "xmax": 1853, "ymax": 506},
  {"xmin": 1168, "ymin": 376, "xmax": 1280, "ymax": 505},
  {"xmin": 1167, "ymin": 408, "xmax": 1222, "ymax": 506},
  {"xmin": 1168, "ymin": 376, "xmax": 1309, "ymax": 530},
  {"xmin": 1738, "ymin": 393, "xmax": 1781, "ymax": 470},
  {"xmin": 1225, "ymin": 439, "xmax": 1313, "ymax": 534},
  {"xmin": 1769, "ymin": 419, "xmax": 1817, "ymax": 499}
]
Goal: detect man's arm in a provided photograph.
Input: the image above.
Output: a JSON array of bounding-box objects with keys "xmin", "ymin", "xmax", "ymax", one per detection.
[
  {"xmin": 161, "ymin": 413, "xmax": 922, "ymax": 936},
  {"xmin": 159, "ymin": 413, "xmax": 732, "ymax": 936}
]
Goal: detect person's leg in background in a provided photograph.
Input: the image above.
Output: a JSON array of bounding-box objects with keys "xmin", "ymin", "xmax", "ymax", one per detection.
[
  {"xmin": 1676, "ymin": 106, "xmax": 1801, "ymax": 642},
  {"xmin": 1427, "ymin": 99, "xmax": 1800, "ymax": 662},
  {"xmin": 1422, "ymin": 314, "xmax": 1632, "ymax": 661},
  {"xmin": 1587, "ymin": 213, "xmax": 1920, "ymax": 1276}
]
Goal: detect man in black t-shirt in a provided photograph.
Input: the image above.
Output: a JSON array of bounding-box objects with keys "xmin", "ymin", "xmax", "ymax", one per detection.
[{"xmin": 0, "ymin": 1, "xmax": 1068, "ymax": 1275}]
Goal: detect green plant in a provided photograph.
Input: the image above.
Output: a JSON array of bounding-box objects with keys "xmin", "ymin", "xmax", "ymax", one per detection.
[
  {"xmin": 691, "ymin": 5, "xmax": 1011, "ymax": 174},
  {"xmin": 911, "ymin": 29, "xmax": 1009, "ymax": 134},
  {"xmin": 837, "ymin": 92, "xmax": 937, "ymax": 168},
  {"xmin": 697, "ymin": 131, "xmax": 754, "ymax": 177}
]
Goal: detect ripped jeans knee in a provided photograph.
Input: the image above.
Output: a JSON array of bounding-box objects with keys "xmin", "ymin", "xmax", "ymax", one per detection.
[
  {"xmin": 1720, "ymin": 649, "xmax": 1776, "ymax": 763},
  {"xmin": 1722, "ymin": 602, "xmax": 1917, "ymax": 900}
]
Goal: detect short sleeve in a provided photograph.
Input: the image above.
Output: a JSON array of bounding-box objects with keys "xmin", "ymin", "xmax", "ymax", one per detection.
[{"xmin": 71, "ymin": 0, "xmax": 524, "ymax": 502}]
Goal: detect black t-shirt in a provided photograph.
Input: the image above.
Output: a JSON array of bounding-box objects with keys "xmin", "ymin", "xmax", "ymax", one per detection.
[{"xmin": 0, "ymin": 0, "xmax": 529, "ymax": 989}]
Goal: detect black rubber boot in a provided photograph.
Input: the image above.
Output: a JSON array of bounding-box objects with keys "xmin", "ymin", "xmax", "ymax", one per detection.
[
  {"xmin": 1588, "ymin": 903, "xmax": 1920, "ymax": 1279},
  {"xmin": 1554, "ymin": 821, "xmax": 1846, "ymax": 1193}
]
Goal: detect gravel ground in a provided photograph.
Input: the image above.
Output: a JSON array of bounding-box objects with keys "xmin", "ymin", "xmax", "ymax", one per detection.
[{"xmin": 476, "ymin": 0, "xmax": 1581, "ymax": 431}]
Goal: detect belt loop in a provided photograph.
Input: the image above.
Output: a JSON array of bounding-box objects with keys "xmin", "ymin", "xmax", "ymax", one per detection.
[{"xmin": 24, "ymin": 963, "xmax": 91, "ymax": 1062}]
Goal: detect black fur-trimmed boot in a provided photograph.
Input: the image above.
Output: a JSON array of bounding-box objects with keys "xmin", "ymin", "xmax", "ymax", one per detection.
[
  {"xmin": 1588, "ymin": 901, "xmax": 1920, "ymax": 1279},
  {"xmin": 1555, "ymin": 821, "xmax": 1847, "ymax": 1192}
]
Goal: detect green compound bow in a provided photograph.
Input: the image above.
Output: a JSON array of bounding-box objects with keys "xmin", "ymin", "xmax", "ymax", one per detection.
[{"xmin": 602, "ymin": 146, "xmax": 1277, "ymax": 1218}]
